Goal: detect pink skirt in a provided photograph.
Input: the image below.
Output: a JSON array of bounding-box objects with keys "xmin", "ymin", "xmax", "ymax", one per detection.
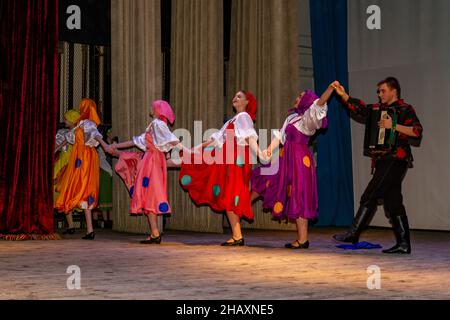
[{"xmin": 115, "ymin": 147, "xmax": 170, "ymax": 215}]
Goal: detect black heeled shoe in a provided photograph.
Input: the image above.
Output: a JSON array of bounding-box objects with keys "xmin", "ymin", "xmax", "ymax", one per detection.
[
  {"xmin": 82, "ymin": 232, "xmax": 95, "ymax": 240},
  {"xmin": 284, "ymin": 240, "xmax": 309, "ymax": 249},
  {"xmin": 140, "ymin": 235, "xmax": 162, "ymax": 244},
  {"xmin": 221, "ymin": 237, "xmax": 245, "ymax": 246},
  {"xmin": 62, "ymin": 228, "xmax": 75, "ymax": 235}
]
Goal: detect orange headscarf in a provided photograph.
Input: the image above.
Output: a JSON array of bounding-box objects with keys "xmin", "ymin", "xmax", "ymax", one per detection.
[{"xmin": 79, "ymin": 98, "xmax": 101, "ymax": 126}]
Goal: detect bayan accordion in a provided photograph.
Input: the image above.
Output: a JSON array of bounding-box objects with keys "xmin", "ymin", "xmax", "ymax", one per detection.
[{"xmin": 363, "ymin": 107, "xmax": 399, "ymax": 157}]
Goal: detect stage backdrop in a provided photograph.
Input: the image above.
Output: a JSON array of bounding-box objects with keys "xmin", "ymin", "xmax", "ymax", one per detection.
[
  {"xmin": 0, "ymin": 0, "xmax": 59, "ymax": 239},
  {"xmin": 348, "ymin": 0, "xmax": 450, "ymax": 230},
  {"xmin": 111, "ymin": 0, "xmax": 164, "ymax": 234}
]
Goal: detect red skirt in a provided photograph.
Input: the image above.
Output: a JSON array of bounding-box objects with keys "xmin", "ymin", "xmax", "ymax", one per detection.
[{"xmin": 179, "ymin": 130, "xmax": 253, "ymax": 221}]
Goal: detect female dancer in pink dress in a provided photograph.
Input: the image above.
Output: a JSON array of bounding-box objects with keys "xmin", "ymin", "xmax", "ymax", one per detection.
[{"xmin": 112, "ymin": 100, "xmax": 184, "ymax": 244}]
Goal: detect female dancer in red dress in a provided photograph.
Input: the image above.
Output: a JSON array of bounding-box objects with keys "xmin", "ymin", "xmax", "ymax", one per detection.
[{"xmin": 179, "ymin": 91, "xmax": 267, "ymax": 246}]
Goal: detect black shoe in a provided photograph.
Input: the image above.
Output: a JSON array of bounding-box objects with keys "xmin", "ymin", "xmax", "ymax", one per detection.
[
  {"xmin": 62, "ymin": 228, "xmax": 75, "ymax": 235},
  {"xmin": 332, "ymin": 205, "xmax": 377, "ymax": 244},
  {"xmin": 221, "ymin": 237, "xmax": 245, "ymax": 246},
  {"xmin": 140, "ymin": 235, "xmax": 162, "ymax": 244},
  {"xmin": 82, "ymin": 232, "xmax": 95, "ymax": 240},
  {"xmin": 382, "ymin": 215, "xmax": 411, "ymax": 254},
  {"xmin": 285, "ymin": 240, "xmax": 309, "ymax": 249}
]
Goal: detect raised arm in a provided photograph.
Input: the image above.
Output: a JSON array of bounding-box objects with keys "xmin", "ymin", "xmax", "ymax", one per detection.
[
  {"xmin": 331, "ymin": 80, "xmax": 369, "ymax": 119},
  {"xmin": 331, "ymin": 81, "xmax": 350, "ymax": 103},
  {"xmin": 317, "ymin": 83, "xmax": 336, "ymax": 106}
]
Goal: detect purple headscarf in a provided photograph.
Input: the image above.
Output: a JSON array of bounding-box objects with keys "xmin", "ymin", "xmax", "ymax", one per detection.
[{"xmin": 289, "ymin": 90, "xmax": 327, "ymax": 129}]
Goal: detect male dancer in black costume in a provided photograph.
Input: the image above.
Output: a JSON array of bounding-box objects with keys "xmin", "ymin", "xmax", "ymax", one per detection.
[{"xmin": 332, "ymin": 77, "xmax": 423, "ymax": 254}]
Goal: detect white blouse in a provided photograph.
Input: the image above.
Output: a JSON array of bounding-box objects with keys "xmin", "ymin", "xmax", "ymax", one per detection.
[
  {"xmin": 274, "ymin": 99, "xmax": 328, "ymax": 144},
  {"xmin": 55, "ymin": 128, "xmax": 70, "ymax": 152},
  {"xmin": 132, "ymin": 118, "xmax": 180, "ymax": 153},
  {"xmin": 63, "ymin": 120, "xmax": 102, "ymax": 148},
  {"xmin": 209, "ymin": 112, "xmax": 258, "ymax": 148}
]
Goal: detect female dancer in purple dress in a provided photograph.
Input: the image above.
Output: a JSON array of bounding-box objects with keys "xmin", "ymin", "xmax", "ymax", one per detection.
[{"xmin": 251, "ymin": 84, "xmax": 335, "ymax": 248}]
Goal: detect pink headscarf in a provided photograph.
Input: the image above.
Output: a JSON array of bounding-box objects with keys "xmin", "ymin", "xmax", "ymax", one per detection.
[{"xmin": 153, "ymin": 100, "xmax": 175, "ymax": 125}]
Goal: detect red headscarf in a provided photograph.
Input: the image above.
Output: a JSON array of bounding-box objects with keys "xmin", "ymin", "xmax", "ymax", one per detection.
[
  {"xmin": 244, "ymin": 91, "xmax": 257, "ymax": 121},
  {"xmin": 79, "ymin": 98, "xmax": 101, "ymax": 126},
  {"xmin": 153, "ymin": 100, "xmax": 175, "ymax": 125}
]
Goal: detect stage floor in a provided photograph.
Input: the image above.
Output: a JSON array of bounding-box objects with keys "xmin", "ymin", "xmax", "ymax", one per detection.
[{"xmin": 1, "ymin": 227, "xmax": 449, "ymax": 300}]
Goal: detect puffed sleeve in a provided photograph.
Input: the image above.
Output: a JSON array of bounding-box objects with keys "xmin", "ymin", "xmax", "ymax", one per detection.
[
  {"xmin": 55, "ymin": 129, "xmax": 68, "ymax": 148},
  {"xmin": 151, "ymin": 119, "xmax": 180, "ymax": 152},
  {"xmin": 82, "ymin": 120, "xmax": 103, "ymax": 147},
  {"xmin": 65, "ymin": 130, "xmax": 76, "ymax": 145},
  {"xmin": 132, "ymin": 132, "xmax": 147, "ymax": 152},
  {"xmin": 297, "ymin": 99, "xmax": 328, "ymax": 136},
  {"xmin": 209, "ymin": 120, "xmax": 229, "ymax": 148},
  {"xmin": 234, "ymin": 112, "xmax": 258, "ymax": 145},
  {"xmin": 274, "ymin": 114, "xmax": 297, "ymax": 145}
]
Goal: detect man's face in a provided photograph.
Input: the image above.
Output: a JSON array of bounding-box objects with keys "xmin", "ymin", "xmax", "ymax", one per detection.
[{"xmin": 377, "ymin": 83, "xmax": 397, "ymax": 104}]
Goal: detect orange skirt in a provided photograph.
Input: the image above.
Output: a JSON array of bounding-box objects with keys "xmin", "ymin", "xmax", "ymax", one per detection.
[{"xmin": 55, "ymin": 128, "xmax": 99, "ymax": 213}]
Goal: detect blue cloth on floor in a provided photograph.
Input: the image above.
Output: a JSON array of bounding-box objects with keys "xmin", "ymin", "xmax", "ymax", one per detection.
[{"xmin": 336, "ymin": 241, "xmax": 382, "ymax": 250}]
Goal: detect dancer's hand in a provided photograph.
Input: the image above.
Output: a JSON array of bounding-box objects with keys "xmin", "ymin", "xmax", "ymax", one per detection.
[
  {"xmin": 258, "ymin": 149, "xmax": 270, "ymax": 162},
  {"xmin": 331, "ymin": 81, "xmax": 344, "ymax": 96},
  {"xmin": 106, "ymin": 144, "xmax": 121, "ymax": 157}
]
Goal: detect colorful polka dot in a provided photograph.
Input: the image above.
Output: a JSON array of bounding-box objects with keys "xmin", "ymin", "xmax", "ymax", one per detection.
[
  {"xmin": 287, "ymin": 185, "xmax": 292, "ymax": 197},
  {"xmin": 204, "ymin": 146, "xmax": 214, "ymax": 152},
  {"xmin": 279, "ymin": 148, "xmax": 285, "ymax": 158},
  {"xmin": 159, "ymin": 202, "xmax": 169, "ymax": 213},
  {"xmin": 212, "ymin": 185, "xmax": 221, "ymax": 197},
  {"xmin": 303, "ymin": 155, "xmax": 311, "ymax": 168},
  {"xmin": 129, "ymin": 186, "xmax": 134, "ymax": 198},
  {"xmin": 234, "ymin": 196, "xmax": 240, "ymax": 206},
  {"xmin": 181, "ymin": 175, "xmax": 192, "ymax": 186},
  {"xmin": 142, "ymin": 177, "xmax": 150, "ymax": 187},
  {"xmin": 266, "ymin": 180, "xmax": 270, "ymax": 188},
  {"xmin": 75, "ymin": 158, "xmax": 82, "ymax": 168},
  {"xmin": 273, "ymin": 202, "xmax": 284, "ymax": 214},
  {"xmin": 236, "ymin": 156, "xmax": 245, "ymax": 167},
  {"xmin": 87, "ymin": 195, "xmax": 94, "ymax": 206}
]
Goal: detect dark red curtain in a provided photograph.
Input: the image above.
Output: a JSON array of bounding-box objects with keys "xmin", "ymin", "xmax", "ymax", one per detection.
[{"xmin": 0, "ymin": 0, "xmax": 59, "ymax": 239}]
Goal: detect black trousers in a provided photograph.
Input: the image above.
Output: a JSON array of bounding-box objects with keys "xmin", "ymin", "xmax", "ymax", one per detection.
[{"xmin": 360, "ymin": 159, "xmax": 408, "ymax": 217}]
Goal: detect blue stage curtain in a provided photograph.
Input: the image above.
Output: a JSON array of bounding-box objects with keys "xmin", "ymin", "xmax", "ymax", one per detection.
[{"xmin": 310, "ymin": 0, "xmax": 354, "ymax": 226}]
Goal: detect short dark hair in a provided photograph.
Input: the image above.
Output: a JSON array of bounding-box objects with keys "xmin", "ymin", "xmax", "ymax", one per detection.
[{"xmin": 377, "ymin": 77, "xmax": 401, "ymax": 98}]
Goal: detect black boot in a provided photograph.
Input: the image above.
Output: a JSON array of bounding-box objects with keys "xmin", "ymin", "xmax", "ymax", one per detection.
[
  {"xmin": 333, "ymin": 205, "xmax": 376, "ymax": 244},
  {"xmin": 382, "ymin": 215, "xmax": 411, "ymax": 254}
]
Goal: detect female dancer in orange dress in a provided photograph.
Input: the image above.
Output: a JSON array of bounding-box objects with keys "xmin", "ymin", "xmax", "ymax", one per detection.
[{"xmin": 55, "ymin": 98, "xmax": 110, "ymax": 239}]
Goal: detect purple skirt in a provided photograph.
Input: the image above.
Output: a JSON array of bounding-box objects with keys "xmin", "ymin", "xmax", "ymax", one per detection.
[{"xmin": 251, "ymin": 127, "xmax": 318, "ymax": 220}]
